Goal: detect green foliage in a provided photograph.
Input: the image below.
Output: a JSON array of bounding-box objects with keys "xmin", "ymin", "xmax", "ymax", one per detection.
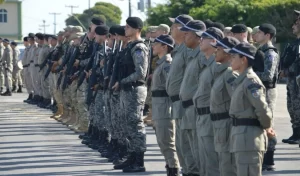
[{"xmin": 65, "ymin": 2, "xmax": 122, "ymax": 30}]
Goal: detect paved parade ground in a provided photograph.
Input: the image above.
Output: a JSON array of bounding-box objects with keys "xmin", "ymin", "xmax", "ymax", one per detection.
[{"xmin": 0, "ymin": 84, "xmax": 300, "ymax": 176}]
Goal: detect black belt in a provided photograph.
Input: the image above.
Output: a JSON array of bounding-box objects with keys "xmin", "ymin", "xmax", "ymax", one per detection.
[
  {"xmin": 232, "ymin": 118, "xmax": 260, "ymax": 127},
  {"xmin": 23, "ymin": 64, "xmax": 29, "ymax": 68},
  {"xmin": 197, "ymin": 107, "xmax": 210, "ymax": 116},
  {"xmin": 182, "ymin": 99, "xmax": 193, "ymax": 108},
  {"xmin": 211, "ymin": 112, "xmax": 230, "ymax": 121},
  {"xmin": 170, "ymin": 95, "xmax": 180, "ymax": 102},
  {"xmin": 30, "ymin": 60, "xmax": 34, "ymax": 63},
  {"xmin": 35, "ymin": 64, "xmax": 39, "ymax": 67},
  {"xmin": 152, "ymin": 90, "xmax": 168, "ymax": 97}
]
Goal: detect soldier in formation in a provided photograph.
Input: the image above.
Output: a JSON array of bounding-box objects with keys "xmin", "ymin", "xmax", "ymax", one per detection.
[{"xmin": 20, "ymin": 9, "xmax": 300, "ymax": 176}]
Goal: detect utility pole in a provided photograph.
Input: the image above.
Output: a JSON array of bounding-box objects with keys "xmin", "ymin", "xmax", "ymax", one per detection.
[
  {"xmin": 39, "ymin": 20, "xmax": 49, "ymax": 34},
  {"xmin": 147, "ymin": 0, "xmax": 151, "ymax": 8},
  {"xmin": 65, "ymin": 5, "xmax": 79, "ymax": 14},
  {"xmin": 49, "ymin": 12, "xmax": 61, "ymax": 34},
  {"xmin": 129, "ymin": 0, "xmax": 132, "ymax": 17},
  {"xmin": 89, "ymin": 0, "xmax": 91, "ymax": 9}
]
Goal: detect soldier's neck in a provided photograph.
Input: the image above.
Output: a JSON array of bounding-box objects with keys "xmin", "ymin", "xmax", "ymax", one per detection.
[{"xmin": 203, "ymin": 49, "xmax": 215, "ymax": 59}]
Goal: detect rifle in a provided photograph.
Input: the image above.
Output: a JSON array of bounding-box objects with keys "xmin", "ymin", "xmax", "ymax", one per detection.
[
  {"xmin": 86, "ymin": 43, "xmax": 104, "ymax": 108},
  {"xmin": 61, "ymin": 34, "xmax": 88, "ymax": 91},
  {"xmin": 103, "ymin": 39, "xmax": 117, "ymax": 90},
  {"xmin": 39, "ymin": 49, "xmax": 55, "ymax": 72},
  {"xmin": 56, "ymin": 46, "xmax": 74, "ymax": 89},
  {"xmin": 109, "ymin": 40, "xmax": 123, "ymax": 90},
  {"xmin": 44, "ymin": 45, "xmax": 63, "ymax": 81}
]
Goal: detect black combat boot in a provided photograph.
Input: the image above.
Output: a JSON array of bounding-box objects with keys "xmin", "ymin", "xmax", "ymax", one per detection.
[
  {"xmin": 82, "ymin": 126, "xmax": 98, "ymax": 145},
  {"xmin": 17, "ymin": 85, "xmax": 22, "ymax": 93},
  {"xmin": 108, "ymin": 139, "xmax": 119, "ymax": 162},
  {"xmin": 122, "ymin": 152, "xmax": 146, "ymax": 172},
  {"xmin": 45, "ymin": 99, "xmax": 52, "ymax": 109},
  {"xmin": 29, "ymin": 95, "xmax": 38, "ymax": 105},
  {"xmin": 79, "ymin": 123, "xmax": 93, "ymax": 139},
  {"xmin": 0, "ymin": 87, "xmax": 3, "ymax": 94},
  {"xmin": 24, "ymin": 93, "xmax": 33, "ymax": 103},
  {"xmin": 1, "ymin": 89, "xmax": 12, "ymax": 96},
  {"xmin": 114, "ymin": 152, "xmax": 136, "ymax": 170},
  {"xmin": 11, "ymin": 85, "xmax": 17, "ymax": 92},
  {"xmin": 287, "ymin": 127, "xmax": 300, "ymax": 144},
  {"xmin": 282, "ymin": 128, "xmax": 296, "ymax": 143},
  {"xmin": 113, "ymin": 143, "xmax": 128, "ymax": 165},
  {"xmin": 262, "ymin": 150, "xmax": 275, "ymax": 171},
  {"xmin": 169, "ymin": 168, "xmax": 180, "ymax": 176},
  {"xmin": 37, "ymin": 97, "xmax": 44, "ymax": 107},
  {"xmin": 98, "ymin": 130, "xmax": 110, "ymax": 153}
]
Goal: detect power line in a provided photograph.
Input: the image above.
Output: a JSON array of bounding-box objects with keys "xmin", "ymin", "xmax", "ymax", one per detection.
[
  {"xmin": 39, "ymin": 20, "xmax": 50, "ymax": 34},
  {"xmin": 49, "ymin": 12, "xmax": 61, "ymax": 34},
  {"xmin": 65, "ymin": 5, "xmax": 79, "ymax": 14}
]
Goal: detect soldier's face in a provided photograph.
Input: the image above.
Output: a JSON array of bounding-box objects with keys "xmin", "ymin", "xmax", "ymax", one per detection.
[
  {"xmin": 184, "ymin": 31, "xmax": 199, "ymax": 48},
  {"xmin": 255, "ymin": 30, "xmax": 268, "ymax": 43},
  {"xmin": 51, "ymin": 39, "xmax": 57, "ymax": 46},
  {"xmin": 200, "ymin": 37, "xmax": 215, "ymax": 52},
  {"xmin": 215, "ymin": 46, "xmax": 228, "ymax": 62},
  {"xmin": 152, "ymin": 42, "xmax": 163, "ymax": 56},
  {"xmin": 230, "ymin": 54, "xmax": 245, "ymax": 72},
  {"xmin": 125, "ymin": 24, "xmax": 135, "ymax": 37},
  {"xmin": 170, "ymin": 23, "xmax": 182, "ymax": 39},
  {"xmin": 150, "ymin": 32, "xmax": 158, "ymax": 38},
  {"xmin": 292, "ymin": 20, "xmax": 300, "ymax": 35},
  {"xmin": 3, "ymin": 42, "xmax": 8, "ymax": 47}
]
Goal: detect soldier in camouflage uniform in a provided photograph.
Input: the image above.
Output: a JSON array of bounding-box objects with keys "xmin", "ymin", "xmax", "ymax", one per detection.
[
  {"xmin": 1, "ymin": 39, "xmax": 13, "ymax": 96},
  {"xmin": 254, "ymin": 23, "xmax": 279, "ymax": 171},
  {"xmin": 11, "ymin": 42, "xmax": 21, "ymax": 93},
  {"xmin": 281, "ymin": 16, "xmax": 300, "ymax": 144},
  {"xmin": 112, "ymin": 17, "xmax": 148, "ymax": 173},
  {"xmin": 0, "ymin": 38, "xmax": 4, "ymax": 93}
]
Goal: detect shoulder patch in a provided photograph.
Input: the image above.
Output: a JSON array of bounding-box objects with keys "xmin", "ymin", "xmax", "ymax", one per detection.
[
  {"xmin": 247, "ymin": 83, "xmax": 262, "ymax": 90},
  {"xmin": 135, "ymin": 49, "xmax": 143, "ymax": 57},
  {"xmin": 267, "ymin": 54, "xmax": 275, "ymax": 62}
]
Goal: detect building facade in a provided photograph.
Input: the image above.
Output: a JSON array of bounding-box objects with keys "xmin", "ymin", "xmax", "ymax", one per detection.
[{"xmin": 0, "ymin": 0, "xmax": 22, "ymax": 40}]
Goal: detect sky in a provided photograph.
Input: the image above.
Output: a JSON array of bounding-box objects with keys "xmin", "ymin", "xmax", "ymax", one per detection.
[{"xmin": 21, "ymin": 0, "xmax": 167, "ymax": 36}]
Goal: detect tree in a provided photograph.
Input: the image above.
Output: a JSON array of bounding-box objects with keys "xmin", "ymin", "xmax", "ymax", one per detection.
[{"xmin": 65, "ymin": 2, "xmax": 122, "ymax": 30}]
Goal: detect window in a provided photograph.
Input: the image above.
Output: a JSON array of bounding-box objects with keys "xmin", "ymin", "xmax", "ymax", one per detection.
[{"xmin": 0, "ymin": 9, "xmax": 7, "ymax": 23}]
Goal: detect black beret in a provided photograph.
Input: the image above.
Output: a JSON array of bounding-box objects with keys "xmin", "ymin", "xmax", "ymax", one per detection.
[
  {"xmin": 28, "ymin": 33, "xmax": 35, "ymax": 39},
  {"xmin": 211, "ymin": 36, "xmax": 240, "ymax": 49},
  {"xmin": 204, "ymin": 19, "xmax": 214, "ymax": 28},
  {"xmin": 95, "ymin": 25, "xmax": 109, "ymax": 35},
  {"xmin": 3, "ymin": 38, "xmax": 10, "ymax": 43},
  {"xmin": 44, "ymin": 34, "xmax": 50, "ymax": 40},
  {"xmin": 212, "ymin": 22, "xmax": 225, "ymax": 32},
  {"xmin": 200, "ymin": 27, "xmax": 224, "ymax": 41},
  {"xmin": 259, "ymin": 23, "xmax": 276, "ymax": 36},
  {"xmin": 109, "ymin": 25, "xmax": 120, "ymax": 35},
  {"xmin": 169, "ymin": 14, "xmax": 194, "ymax": 25},
  {"xmin": 126, "ymin": 17, "xmax": 143, "ymax": 29},
  {"xmin": 231, "ymin": 24, "xmax": 248, "ymax": 33},
  {"xmin": 154, "ymin": 34, "xmax": 175, "ymax": 48},
  {"xmin": 11, "ymin": 41, "xmax": 17, "ymax": 46},
  {"xmin": 224, "ymin": 42, "xmax": 257, "ymax": 60},
  {"xmin": 91, "ymin": 17, "xmax": 104, "ymax": 25},
  {"xmin": 23, "ymin": 37, "xmax": 28, "ymax": 42},
  {"xmin": 115, "ymin": 26, "xmax": 126, "ymax": 36},
  {"xmin": 50, "ymin": 35, "xmax": 58, "ymax": 40},
  {"xmin": 35, "ymin": 33, "xmax": 44, "ymax": 40}
]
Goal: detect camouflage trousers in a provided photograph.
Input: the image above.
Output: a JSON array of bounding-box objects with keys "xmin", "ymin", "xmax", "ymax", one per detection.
[
  {"xmin": 12, "ymin": 67, "xmax": 22, "ymax": 86},
  {"xmin": 104, "ymin": 91, "xmax": 113, "ymax": 137},
  {"xmin": 120, "ymin": 86, "xmax": 147, "ymax": 153},
  {"xmin": 110, "ymin": 92, "xmax": 121, "ymax": 140},
  {"xmin": 76, "ymin": 80, "xmax": 89, "ymax": 125},
  {"xmin": 287, "ymin": 77, "xmax": 300, "ymax": 129},
  {"xmin": 49, "ymin": 72, "xmax": 56, "ymax": 98},
  {"xmin": 93, "ymin": 90, "xmax": 105, "ymax": 130},
  {"xmin": 40, "ymin": 68, "xmax": 51, "ymax": 99},
  {"xmin": 266, "ymin": 88, "xmax": 278, "ymax": 151},
  {"xmin": 0, "ymin": 66, "xmax": 5, "ymax": 88},
  {"xmin": 52, "ymin": 73, "xmax": 63, "ymax": 104}
]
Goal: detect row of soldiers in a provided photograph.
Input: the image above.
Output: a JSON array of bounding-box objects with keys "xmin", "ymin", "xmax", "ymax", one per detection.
[
  {"xmin": 20, "ymin": 10, "xmax": 300, "ymax": 176},
  {"xmin": 0, "ymin": 38, "xmax": 23, "ymax": 96}
]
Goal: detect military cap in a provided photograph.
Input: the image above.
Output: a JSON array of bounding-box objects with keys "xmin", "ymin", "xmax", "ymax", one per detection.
[
  {"xmin": 212, "ymin": 22, "xmax": 225, "ymax": 31},
  {"xmin": 231, "ymin": 24, "xmax": 248, "ymax": 33},
  {"xmin": 23, "ymin": 37, "xmax": 28, "ymax": 42},
  {"xmin": 154, "ymin": 34, "xmax": 175, "ymax": 48},
  {"xmin": 3, "ymin": 38, "xmax": 10, "ymax": 43},
  {"xmin": 224, "ymin": 42, "xmax": 257, "ymax": 60},
  {"xmin": 35, "ymin": 33, "xmax": 44, "ymax": 40},
  {"xmin": 11, "ymin": 41, "xmax": 17, "ymax": 46},
  {"xmin": 28, "ymin": 33, "xmax": 35, "ymax": 39},
  {"xmin": 109, "ymin": 25, "xmax": 121, "ymax": 35},
  {"xmin": 180, "ymin": 20, "xmax": 206, "ymax": 34},
  {"xmin": 57, "ymin": 31, "xmax": 64, "ymax": 36},
  {"xmin": 199, "ymin": 27, "xmax": 224, "ymax": 40},
  {"xmin": 247, "ymin": 27, "xmax": 253, "ymax": 34},
  {"xmin": 95, "ymin": 25, "xmax": 109, "ymax": 35},
  {"xmin": 91, "ymin": 17, "xmax": 104, "ymax": 25},
  {"xmin": 71, "ymin": 26, "xmax": 83, "ymax": 33},
  {"xmin": 224, "ymin": 27, "xmax": 232, "ymax": 33},
  {"xmin": 50, "ymin": 35, "xmax": 58, "ymax": 40},
  {"xmin": 44, "ymin": 34, "xmax": 50, "ymax": 41},
  {"xmin": 204, "ymin": 19, "xmax": 214, "ymax": 28},
  {"xmin": 169, "ymin": 14, "xmax": 193, "ymax": 25},
  {"xmin": 115, "ymin": 26, "xmax": 126, "ymax": 36},
  {"xmin": 259, "ymin": 23, "xmax": 276, "ymax": 35},
  {"xmin": 64, "ymin": 25, "xmax": 74, "ymax": 32},
  {"xmin": 126, "ymin": 17, "xmax": 143, "ymax": 29},
  {"xmin": 252, "ymin": 26, "xmax": 259, "ymax": 35},
  {"xmin": 69, "ymin": 32, "xmax": 85, "ymax": 41},
  {"xmin": 211, "ymin": 36, "xmax": 240, "ymax": 49},
  {"xmin": 147, "ymin": 26, "xmax": 158, "ymax": 33},
  {"xmin": 157, "ymin": 24, "xmax": 170, "ymax": 34}
]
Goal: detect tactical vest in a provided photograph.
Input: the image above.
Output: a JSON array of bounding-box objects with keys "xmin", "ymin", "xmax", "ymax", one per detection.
[
  {"xmin": 254, "ymin": 47, "xmax": 278, "ymax": 89},
  {"xmin": 120, "ymin": 40, "xmax": 146, "ymax": 84}
]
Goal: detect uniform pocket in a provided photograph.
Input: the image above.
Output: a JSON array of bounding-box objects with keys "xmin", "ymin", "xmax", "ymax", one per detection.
[
  {"xmin": 213, "ymin": 119, "xmax": 231, "ymax": 144},
  {"xmin": 152, "ymin": 98, "xmax": 171, "ymax": 120}
]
